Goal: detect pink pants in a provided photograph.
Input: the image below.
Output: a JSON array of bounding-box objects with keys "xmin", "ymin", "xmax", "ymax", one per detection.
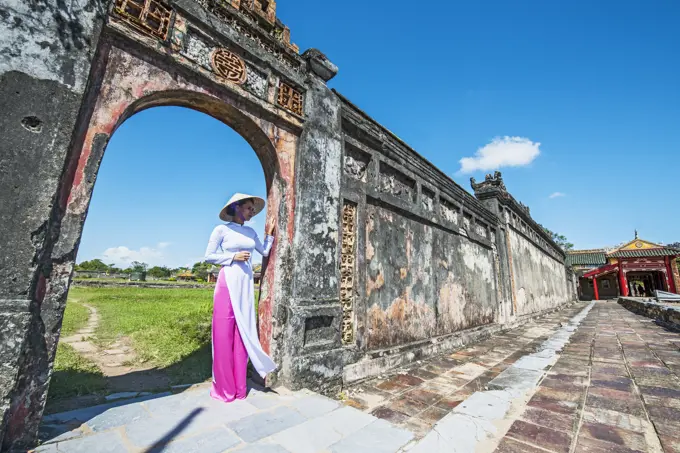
[{"xmin": 210, "ymin": 280, "xmax": 248, "ymax": 402}]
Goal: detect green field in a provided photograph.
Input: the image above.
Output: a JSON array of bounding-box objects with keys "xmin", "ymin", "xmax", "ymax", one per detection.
[{"xmin": 51, "ymin": 284, "xmax": 263, "ymax": 406}]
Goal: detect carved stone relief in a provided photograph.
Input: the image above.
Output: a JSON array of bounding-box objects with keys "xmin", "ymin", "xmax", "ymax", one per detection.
[
  {"xmin": 340, "ymin": 202, "xmax": 357, "ymax": 345},
  {"xmin": 421, "ymin": 188, "xmax": 435, "ymax": 212},
  {"xmin": 183, "ymin": 33, "xmax": 213, "ymax": 70},
  {"xmin": 475, "ymin": 222, "xmax": 487, "ymax": 238},
  {"xmin": 113, "ymin": 0, "xmax": 173, "ymax": 41},
  {"xmin": 181, "ymin": 32, "xmax": 268, "ymax": 98},
  {"xmin": 344, "ymin": 146, "xmax": 370, "ymax": 182},
  {"xmin": 277, "ymin": 81, "xmax": 304, "ymax": 116},
  {"xmin": 440, "ymin": 199, "xmax": 458, "ymax": 225},
  {"xmin": 378, "ymin": 164, "xmax": 415, "ymax": 202},
  {"xmin": 211, "ymin": 48, "xmax": 248, "ymax": 84}
]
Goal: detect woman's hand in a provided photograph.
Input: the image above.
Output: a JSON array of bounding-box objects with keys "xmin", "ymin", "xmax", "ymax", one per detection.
[
  {"xmin": 233, "ymin": 251, "xmax": 251, "ymax": 262},
  {"xmin": 266, "ymin": 223, "xmax": 276, "ymax": 236}
]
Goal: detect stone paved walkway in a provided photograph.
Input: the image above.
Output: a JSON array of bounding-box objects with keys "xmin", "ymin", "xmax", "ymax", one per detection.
[
  {"xmin": 342, "ymin": 303, "xmax": 590, "ymax": 438},
  {"xmin": 35, "ymin": 385, "xmax": 415, "ymax": 453},
  {"xmin": 493, "ymin": 301, "xmax": 680, "ymax": 453},
  {"xmin": 35, "ymin": 301, "xmax": 680, "ymax": 453}
]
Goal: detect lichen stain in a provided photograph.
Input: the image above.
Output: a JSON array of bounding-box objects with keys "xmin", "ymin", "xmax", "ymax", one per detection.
[
  {"xmin": 436, "ymin": 271, "xmax": 494, "ymax": 335},
  {"xmin": 460, "ymin": 241, "xmax": 493, "ymax": 283},
  {"xmin": 367, "ymin": 294, "xmax": 436, "ymax": 350},
  {"xmin": 400, "ymin": 268, "xmax": 408, "ymax": 279},
  {"xmin": 366, "ymin": 214, "xmax": 375, "ymax": 260},
  {"xmin": 366, "ymin": 269, "xmax": 384, "ymax": 297}
]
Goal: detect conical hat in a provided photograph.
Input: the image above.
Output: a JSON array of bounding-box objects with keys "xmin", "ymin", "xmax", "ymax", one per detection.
[{"xmin": 219, "ymin": 193, "xmax": 265, "ymax": 222}]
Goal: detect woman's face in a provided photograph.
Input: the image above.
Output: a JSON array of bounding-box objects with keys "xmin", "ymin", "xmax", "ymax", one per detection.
[{"xmin": 235, "ymin": 200, "xmax": 256, "ymax": 222}]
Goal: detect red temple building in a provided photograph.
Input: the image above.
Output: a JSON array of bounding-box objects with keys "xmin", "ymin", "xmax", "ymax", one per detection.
[{"xmin": 567, "ymin": 236, "xmax": 680, "ymax": 300}]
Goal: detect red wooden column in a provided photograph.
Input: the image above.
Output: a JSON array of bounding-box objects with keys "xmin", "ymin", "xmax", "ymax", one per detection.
[
  {"xmin": 618, "ymin": 264, "xmax": 628, "ymax": 297},
  {"xmin": 665, "ymin": 257, "xmax": 677, "ymax": 293},
  {"xmin": 593, "ymin": 277, "xmax": 600, "ymax": 300}
]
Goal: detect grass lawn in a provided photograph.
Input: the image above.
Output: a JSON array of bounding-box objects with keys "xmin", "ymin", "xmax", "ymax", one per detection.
[
  {"xmin": 68, "ymin": 286, "xmax": 215, "ymax": 383},
  {"xmin": 50, "ymin": 343, "xmax": 108, "ymax": 401},
  {"xmin": 60, "ymin": 297, "xmax": 90, "ymax": 336},
  {"xmin": 51, "ymin": 285, "xmax": 263, "ymax": 405}
]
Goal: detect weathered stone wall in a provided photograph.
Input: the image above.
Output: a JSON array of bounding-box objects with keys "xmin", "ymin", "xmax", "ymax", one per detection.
[
  {"xmin": 0, "ymin": 1, "xmax": 107, "ymax": 450},
  {"xmin": 619, "ymin": 297, "xmax": 680, "ymax": 331},
  {"xmin": 336, "ymin": 99, "xmax": 573, "ymax": 383},
  {"xmin": 507, "ymin": 228, "xmax": 571, "ymax": 315}
]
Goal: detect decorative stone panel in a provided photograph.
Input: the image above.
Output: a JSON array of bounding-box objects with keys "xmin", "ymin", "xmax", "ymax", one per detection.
[
  {"xmin": 343, "ymin": 145, "xmax": 370, "ymax": 182},
  {"xmin": 277, "ymin": 81, "xmax": 304, "ymax": 116},
  {"xmin": 113, "ymin": 0, "xmax": 173, "ymax": 41},
  {"xmin": 211, "ymin": 48, "xmax": 248, "ymax": 84},
  {"xmin": 421, "ymin": 187, "xmax": 435, "ymax": 212},
  {"xmin": 378, "ymin": 163, "xmax": 415, "ymax": 202},
  {"xmin": 340, "ymin": 201, "xmax": 357, "ymax": 345},
  {"xmin": 440, "ymin": 198, "xmax": 459, "ymax": 225}
]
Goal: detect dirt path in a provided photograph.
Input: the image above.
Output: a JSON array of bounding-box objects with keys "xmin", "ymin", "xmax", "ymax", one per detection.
[{"xmin": 60, "ymin": 303, "xmax": 171, "ymax": 392}]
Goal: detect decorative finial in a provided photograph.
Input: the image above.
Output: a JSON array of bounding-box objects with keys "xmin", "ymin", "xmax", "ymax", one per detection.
[{"xmin": 635, "ymin": 229, "xmax": 638, "ymax": 239}]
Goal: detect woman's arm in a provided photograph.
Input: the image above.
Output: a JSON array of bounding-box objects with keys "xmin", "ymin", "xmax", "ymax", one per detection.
[
  {"xmin": 204, "ymin": 226, "xmax": 236, "ymax": 265},
  {"xmin": 253, "ymin": 232, "xmax": 275, "ymax": 257}
]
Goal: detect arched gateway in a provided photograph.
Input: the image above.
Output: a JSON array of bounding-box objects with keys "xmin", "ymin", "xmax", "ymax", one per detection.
[{"xmin": 0, "ymin": 1, "xmax": 580, "ymax": 450}]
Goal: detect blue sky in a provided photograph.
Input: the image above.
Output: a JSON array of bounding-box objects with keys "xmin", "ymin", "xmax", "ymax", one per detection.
[{"xmin": 77, "ymin": 0, "xmax": 680, "ymax": 268}]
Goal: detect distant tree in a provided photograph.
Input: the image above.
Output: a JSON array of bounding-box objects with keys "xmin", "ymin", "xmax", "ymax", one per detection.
[
  {"xmin": 147, "ymin": 266, "xmax": 172, "ymax": 279},
  {"xmin": 192, "ymin": 261, "xmax": 213, "ymax": 281},
  {"xmin": 540, "ymin": 226, "xmax": 574, "ymax": 251},
  {"xmin": 669, "ymin": 242, "xmax": 680, "ymax": 249},
  {"xmin": 130, "ymin": 261, "xmax": 148, "ymax": 273},
  {"xmin": 76, "ymin": 259, "xmax": 110, "ymax": 272},
  {"xmin": 253, "ymin": 263, "xmax": 262, "ymax": 273}
]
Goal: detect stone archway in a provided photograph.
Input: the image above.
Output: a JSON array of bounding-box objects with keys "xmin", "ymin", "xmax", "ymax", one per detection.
[{"xmin": 1, "ymin": 2, "xmax": 343, "ymax": 449}]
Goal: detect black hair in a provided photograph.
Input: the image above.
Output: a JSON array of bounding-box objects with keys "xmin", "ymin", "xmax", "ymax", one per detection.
[{"xmin": 226, "ymin": 198, "xmax": 254, "ymax": 216}]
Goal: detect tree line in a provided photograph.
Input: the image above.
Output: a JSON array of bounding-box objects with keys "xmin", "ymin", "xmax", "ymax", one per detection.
[{"xmin": 75, "ymin": 259, "xmax": 262, "ymax": 280}]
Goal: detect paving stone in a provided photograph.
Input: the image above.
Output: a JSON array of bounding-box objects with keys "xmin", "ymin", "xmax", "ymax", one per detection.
[
  {"xmin": 586, "ymin": 393, "xmax": 645, "ymax": 418},
  {"xmin": 417, "ymin": 407, "xmax": 448, "ymax": 424},
  {"xmin": 590, "ymin": 377, "xmax": 635, "ymax": 393},
  {"xmin": 226, "ymin": 442, "xmax": 292, "ymax": 452},
  {"xmin": 319, "ymin": 406, "xmax": 376, "ymax": 436},
  {"xmin": 386, "ymin": 397, "xmax": 428, "ymax": 416},
  {"xmin": 455, "ymin": 390, "xmax": 513, "ymax": 421},
  {"xmin": 400, "ymin": 417, "xmax": 432, "ymax": 439},
  {"xmin": 86, "ymin": 402, "xmax": 151, "ymax": 432},
  {"xmin": 533, "ymin": 386, "xmax": 583, "ymax": 403},
  {"xmin": 520, "ymin": 406, "xmax": 577, "ymax": 434},
  {"xmin": 124, "ymin": 400, "xmax": 257, "ymax": 449},
  {"xmin": 646, "ymin": 404, "xmax": 680, "ymax": 424},
  {"xmin": 506, "ymin": 419, "xmax": 572, "ymax": 453},
  {"xmin": 160, "ymin": 426, "xmax": 241, "ymax": 453},
  {"xmin": 288, "ymin": 394, "xmax": 339, "ymax": 418},
  {"xmin": 409, "ymin": 413, "xmax": 497, "ymax": 452},
  {"xmin": 227, "ymin": 406, "xmax": 306, "ymax": 443},
  {"xmin": 328, "ymin": 419, "xmax": 414, "ymax": 453},
  {"xmin": 582, "ymin": 408, "xmax": 648, "ymax": 434},
  {"xmin": 527, "ymin": 394, "xmax": 579, "ymax": 416},
  {"xmin": 45, "ymin": 431, "xmax": 128, "ymax": 453},
  {"xmin": 488, "ymin": 367, "xmax": 544, "ymax": 391},
  {"xmin": 579, "ymin": 422, "xmax": 647, "ymax": 452},
  {"xmin": 434, "ymin": 395, "xmax": 464, "ymax": 411},
  {"xmin": 495, "ymin": 437, "xmax": 551, "ymax": 453},
  {"xmin": 402, "ymin": 388, "xmax": 441, "ymax": 406},
  {"xmin": 370, "ymin": 406, "xmax": 410, "ymax": 424},
  {"xmin": 105, "ymin": 392, "xmax": 139, "ymax": 401},
  {"xmin": 269, "ymin": 414, "xmax": 343, "ymax": 453}
]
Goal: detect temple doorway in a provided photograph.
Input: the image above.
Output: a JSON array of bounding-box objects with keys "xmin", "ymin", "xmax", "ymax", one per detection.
[{"xmin": 627, "ymin": 271, "xmax": 667, "ymax": 297}]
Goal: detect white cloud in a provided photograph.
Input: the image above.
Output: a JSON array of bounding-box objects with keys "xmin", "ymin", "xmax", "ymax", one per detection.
[
  {"xmin": 549, "ymin": 192, "xmax": 566, "ymax": 199},
  {"xmin": 100, "ymin": 243, "xmax": 169, "ymax": 267},
  {"xmin": 459, "ymin": 136, "xmax": 541, "ymax": 174}
]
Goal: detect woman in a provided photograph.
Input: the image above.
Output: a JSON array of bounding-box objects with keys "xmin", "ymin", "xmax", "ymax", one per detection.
[{"xmin": 204, "ymin": 193, "xmax": 277, "ymax": 402}]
